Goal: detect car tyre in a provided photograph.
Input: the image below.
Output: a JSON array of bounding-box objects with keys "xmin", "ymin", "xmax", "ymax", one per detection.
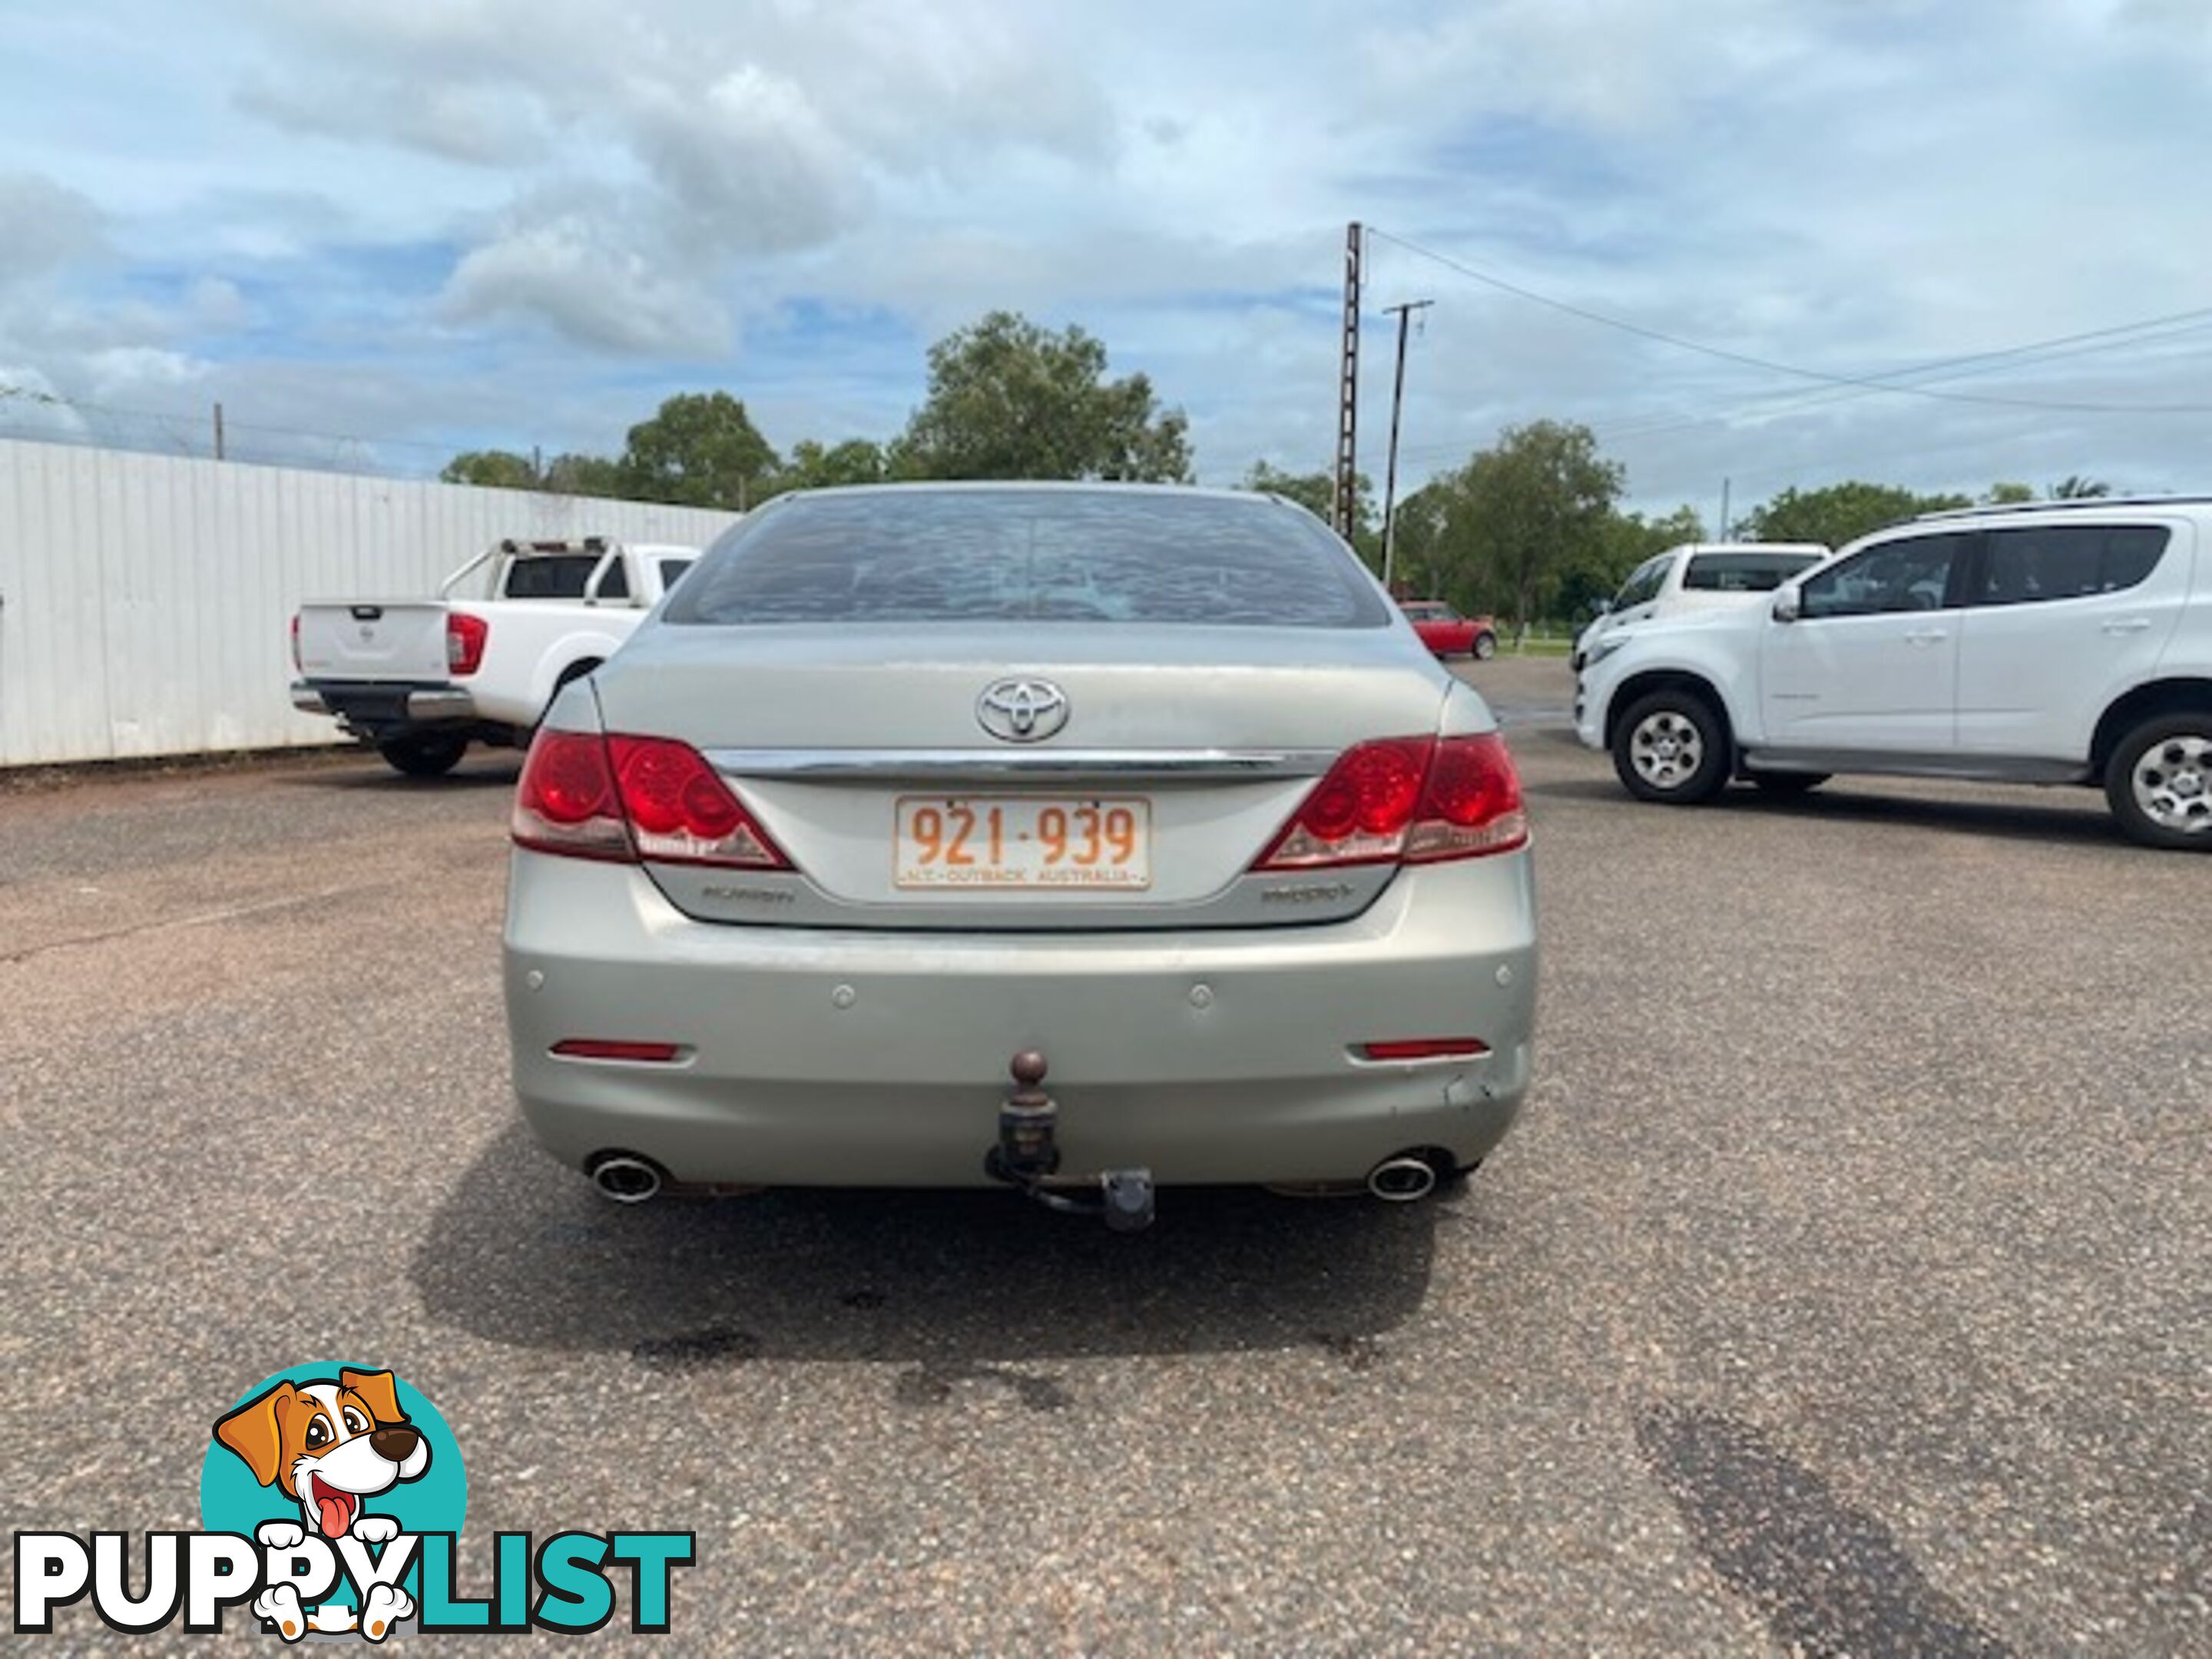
[
  {"xmin": 1612, "ymin": 690, "xmax": 1729, "ymax": 804},
  {"xmin": 378, "ymin": 734, "xmax": 469, "ymax": 777},
  {"xmin": 1472, "ymin": 631, "xmax": 1498, "ymax": 661},
  {"xmin": 2104, "ymin": 712, "xmax": 2212, "ymax": 850},
  {"xmin": 1748, "ymin": 771, "xmax": 1829, "ymax": 796}
]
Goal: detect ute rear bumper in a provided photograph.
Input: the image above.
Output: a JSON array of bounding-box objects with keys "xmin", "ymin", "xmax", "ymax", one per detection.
[
  {"xmin": 503, "ymin": 849, "xmax": 1538, "ymax": 1187},
  {"xmin": 292, "ymin": 679, "xmax": 493, "ymax": 741}
]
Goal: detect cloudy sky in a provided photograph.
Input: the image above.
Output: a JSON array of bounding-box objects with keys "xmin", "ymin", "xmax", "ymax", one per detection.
[{"xmin": 4, "ymin": 0, "xmax": 2210, "ymax": 518}]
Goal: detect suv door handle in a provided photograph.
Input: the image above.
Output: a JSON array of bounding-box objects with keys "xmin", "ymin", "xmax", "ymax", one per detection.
[
  {"xmin": 1903, "ymin": 628, "xmax": 1948, "ymax": 644},
  {"xmin": 2101, "ymin": 617, "xmax": 2153, "ymax": 635}
]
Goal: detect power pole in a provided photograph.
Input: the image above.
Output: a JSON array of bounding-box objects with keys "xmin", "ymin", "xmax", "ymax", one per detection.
[
  {"xmin": 1378, "ymin": 299, "xmax": 1432, "ymax": 592},
  {"xmin": 1717, "ymin": 477, "xmax": 1731, "ymax": 541},
  {"xmin": 212, "ymin": 402, "xmax": 225, "ymax": 462},
  {"xmin": 1333, "ymin": 223, "xmax": 1363, "ymax": 541}
]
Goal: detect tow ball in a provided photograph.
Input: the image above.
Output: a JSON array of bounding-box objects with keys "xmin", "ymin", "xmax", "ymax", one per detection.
[{"xmin": 985, "ymin": 1051, "xmax": 1155, "ymax": 1231}]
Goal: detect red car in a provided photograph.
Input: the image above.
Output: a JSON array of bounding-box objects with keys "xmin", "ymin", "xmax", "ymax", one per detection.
[{"xmin": 1399, "ymin": 600, "xmax": 1498, "ymax": 660}]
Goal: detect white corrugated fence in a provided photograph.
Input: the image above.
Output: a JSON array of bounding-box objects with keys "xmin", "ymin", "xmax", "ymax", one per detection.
[{"xmin": 0, "ymin": 439, "xmax": 738, "ymax": 767}]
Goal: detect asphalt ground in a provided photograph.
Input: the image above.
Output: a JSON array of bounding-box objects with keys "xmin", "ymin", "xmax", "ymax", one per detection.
[{"xmin": 2, "ymin": 656, "xmax": 2204, "ymax": 1654}]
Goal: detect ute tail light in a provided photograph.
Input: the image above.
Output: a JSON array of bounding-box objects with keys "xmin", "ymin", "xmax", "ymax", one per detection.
[
  {"xmin": 512, "ymin": 730, "xmax": 790, "ymax": 869},
  {"xmin": 1254, "ymin": 732, "xmax": 1528, "ymax": 870},
  {"xmin": 446, "ymin": 611, "xmax": 489, "ymax": 676}
]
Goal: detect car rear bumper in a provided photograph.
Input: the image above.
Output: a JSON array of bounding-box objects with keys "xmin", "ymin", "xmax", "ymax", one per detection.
[
  {"xmin": 292, "ymin": 680, "xmax": 478, "ymax": 733},
  {"xmin": 503, "ymin": 849, "xmax": 1539, "ymax": 1187}
]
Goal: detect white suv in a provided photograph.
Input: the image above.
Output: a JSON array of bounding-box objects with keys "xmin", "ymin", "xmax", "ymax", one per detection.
[
  {"xmin": 1574, "ymin": 500, "xmax": 2212, "ymax": 849},
  {"xmin": 1571, "ymin": 541, "xmax": 1827, "ymax": 671}
]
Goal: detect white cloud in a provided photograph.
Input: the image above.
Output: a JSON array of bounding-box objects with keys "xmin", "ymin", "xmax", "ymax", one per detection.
[
  {"xmin": 0, "ymin": 174, "xmax": 108, "ymax": 285},
  {"xmin": 0, "ymin": 366, "xmax": 94, "ymax": 443},
  {"xmin": 1, "ymin": 0, "xmax": 2210, "ymax": 508},
  {"xmin": 442, "ymin": 207, "xmax": 733, "ymax": 356},
  {"xmin": 234, "ymin": 72, "xmax": 551, "ymax": 166}
]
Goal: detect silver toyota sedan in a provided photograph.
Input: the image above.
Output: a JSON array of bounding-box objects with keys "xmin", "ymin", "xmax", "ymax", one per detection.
[{"xmin": 503, "ymin": 483, "xmax": 1536, "ymax": 1228}]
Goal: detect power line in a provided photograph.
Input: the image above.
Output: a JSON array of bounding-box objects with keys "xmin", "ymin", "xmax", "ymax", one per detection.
[
  {"xmin": 1382, "ymin": 308, "xmax": 2212, "ymax": 475},
  {"xmin": 1591, "ymin": 313, "xmax": 2212, "ymax": 448},
  {"xmin": 1366, "ymin": 226, "xmax": 2212, "ymax": 416}
]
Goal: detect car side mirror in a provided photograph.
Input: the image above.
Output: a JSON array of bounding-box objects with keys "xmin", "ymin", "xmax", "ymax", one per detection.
[
  {"xmin": 1593, "ymin": 598, "xmax": 1613, "ymax": 616},
  {"xmin": 1771, "ymin": 587, "xmax": 1801, "ymax": 624}
]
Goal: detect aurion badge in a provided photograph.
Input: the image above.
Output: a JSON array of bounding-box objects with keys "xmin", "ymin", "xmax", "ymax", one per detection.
[{"xmin": 975, "ymin": 677, "xmax": 1070, "ymax": 743}]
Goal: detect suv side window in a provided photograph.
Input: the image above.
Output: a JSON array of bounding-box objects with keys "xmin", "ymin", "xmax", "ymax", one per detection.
[
  {"xmin": 1974, "ymin": 525, "xmax": 2169, "ymax": 606},
  {"xmin": 1800, "ymin": 534, "xmax": 1973, "ymax": 619}
]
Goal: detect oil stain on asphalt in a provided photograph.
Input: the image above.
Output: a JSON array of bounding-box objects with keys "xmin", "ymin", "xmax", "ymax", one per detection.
[{"xmin": 1636, "ymin": 1406, "xmax": 2013, "ymax": 1659}]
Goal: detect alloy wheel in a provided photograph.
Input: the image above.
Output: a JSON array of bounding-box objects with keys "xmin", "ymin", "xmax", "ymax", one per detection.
[
  {"xmin": 1629, "ymin": 710, "xmax": 1705, "ymax": 792},
  {"xmin": 2131, "ymin": 733, "xmax": 2212, "ymax": 835}
]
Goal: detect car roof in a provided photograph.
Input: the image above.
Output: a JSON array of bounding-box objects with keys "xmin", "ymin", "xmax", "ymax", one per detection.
[
  {"xmin": 1912, "ymin": 495, "xmax": 2212, "ymax": 523},
  {"xmin": 766, "ymin": 480, "xmax": 1306, "ymax": 509}
]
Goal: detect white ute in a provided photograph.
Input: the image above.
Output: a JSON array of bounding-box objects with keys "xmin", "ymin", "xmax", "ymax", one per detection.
[{"xmin": 291, "ymin": 537, "xmax": 698, "ymax": 776}]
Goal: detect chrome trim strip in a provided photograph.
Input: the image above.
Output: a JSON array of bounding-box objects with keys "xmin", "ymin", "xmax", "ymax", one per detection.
[
  {"xmin": 406, "ymin": 688, "xmax": 476, "ymax": 720},
  {"xmin": 703, "ymin": 747, "xmax": 1339, "ymax": 781}
]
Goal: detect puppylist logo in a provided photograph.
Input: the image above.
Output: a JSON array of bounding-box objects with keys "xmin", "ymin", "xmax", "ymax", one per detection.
[{"xmin": 14, "ymin": 1363, "xmax": 693, "ymax": 1641}]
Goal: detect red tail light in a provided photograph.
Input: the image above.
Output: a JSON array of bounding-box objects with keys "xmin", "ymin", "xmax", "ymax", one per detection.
[
  {"xmin": 512, "ymin": 730, "xmax": 790, "ymax": 869},
  {"xmin": 446, "ymin": 611, "xmax": 489, "ymax": 676},
  {"xmin": 1254, "ymin": 732, "xmax": 1528, "ymax": 870},
  {"xmin": 290, "ymin": 612, "xmax": 302, "ymax": 671},
  {"xmin": 606, "ymin": 736, "xmax": 788, "ymax": 867},
  {"xmin": 513, "ymin": 730, "xmax": 630, "ymax": 861}
]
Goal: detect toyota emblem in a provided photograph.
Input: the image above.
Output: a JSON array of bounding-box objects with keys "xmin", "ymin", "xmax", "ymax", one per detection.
[{"xmin": 976, "ymin": 677, "xmax": 1070, "ymax": 743}]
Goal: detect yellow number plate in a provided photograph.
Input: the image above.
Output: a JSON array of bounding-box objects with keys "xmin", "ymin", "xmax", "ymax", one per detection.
[{"xmin": 894, "ymin": 796, "xmax": 1152, "ymax": 889}]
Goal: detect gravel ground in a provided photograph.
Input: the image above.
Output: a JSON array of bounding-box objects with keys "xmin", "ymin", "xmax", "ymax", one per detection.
[{"xmin": 2, "ymin": 656, "xmax": 2204, "ymax": 1654}]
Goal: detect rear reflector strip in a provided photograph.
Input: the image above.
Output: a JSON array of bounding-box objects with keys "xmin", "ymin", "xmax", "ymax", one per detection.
[
  {"xmin": 550, "ymin": 1039, "xmax": 687, "ymax": 1063},
  {"xmin": 1356, "ymin": 1038, "xmax": 1491, "ymax": 1062}
]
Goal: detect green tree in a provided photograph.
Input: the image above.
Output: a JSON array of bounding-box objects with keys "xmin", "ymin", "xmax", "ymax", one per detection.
[
  {"xmin": 2051, "ymin": 474, "xmax": 2112, "ymax": 499},
  {"xmin": 1240, "ymin": 461, "xmax": 1379, "ymax": 561},
  {"xmin": 541, "ymin": 452, "xmax": 625, "ymax": 497},
  {"xmin": 891, "ymin": 311, "xmax": 1192, "ymax": 482},
  {"xmin": 619, "ymin": 392, "xmax": 780, "ymax": 509},
  {"xmin": 1430, "ymin": 421, "xmax": 1624, "ymax": 631},
  {"xmin": 440, "ymin": 449, "xmax": 540, "ymax": 490},
  {"xmin": 776, "ymin": 438, "xmax": 889, "ymax": 495},
  {"xmin": 1556, "ymin": 504, "xmax": 1705, "ymax": 620},
  {"xmin": 1382, "ymin": 482, "xmax": 1452, "ymax": 595},
  {"xmin": 1740, "ymin": 481, "xmax": 1969, "ymax": 548},
  {"xmin": 1985, "ymin": 481, "xmax": 2035, "ymax": 505}
]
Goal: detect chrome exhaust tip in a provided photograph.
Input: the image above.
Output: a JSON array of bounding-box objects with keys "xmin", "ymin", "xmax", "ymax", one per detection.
[
  {"xmin": 588, "ymin": 1154, "xmax": 664, "ymax": 1204},
  {"xmin": 1366, "ymin": 1154, "xmax": 1439, "ymax": 1203}
]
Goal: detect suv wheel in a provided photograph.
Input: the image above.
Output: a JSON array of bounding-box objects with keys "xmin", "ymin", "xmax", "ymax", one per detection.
[
  {"xmin": 1613, "ymin": 690, "xmax": 1730, "ymax": 804},
  {"xmin": 2106, "ymin": 714, "xmax": 2212, "ymax": 850}
]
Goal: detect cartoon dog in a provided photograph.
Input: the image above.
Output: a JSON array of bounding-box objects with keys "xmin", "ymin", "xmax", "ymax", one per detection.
[{"xmin": 214, "ymin": 1368, "xmax": 429, "ymax": 1643}]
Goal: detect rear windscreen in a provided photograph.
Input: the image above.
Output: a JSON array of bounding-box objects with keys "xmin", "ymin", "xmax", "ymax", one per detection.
[
  {"xmin": 664, "ymin": 490, "xmax": 1392, "ymax": 628},
  {"xmin": 501, "ymin": 555, "xmax": 601, "ymax": 599}
]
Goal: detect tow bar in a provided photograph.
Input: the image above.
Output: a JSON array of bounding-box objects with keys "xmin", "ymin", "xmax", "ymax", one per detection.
[{"xmin": 985, "ymin": 1051, "xmax": 1155, "ymax": 1232}]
